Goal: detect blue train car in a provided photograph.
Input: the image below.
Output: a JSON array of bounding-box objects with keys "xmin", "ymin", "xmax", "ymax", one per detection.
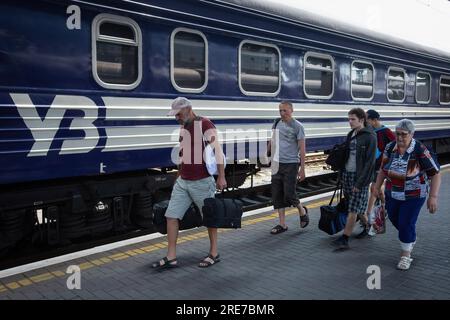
[{"xmin": 1, "ymin": 0, "xmax": 450, "ymax": 251}]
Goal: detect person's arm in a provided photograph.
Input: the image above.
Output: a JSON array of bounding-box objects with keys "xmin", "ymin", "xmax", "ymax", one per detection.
[
  {"xmin": 416, "ymin": 143, "xmax": 441, "ymax": 213},
  {"xmin": 372, "ymin": 170, "xmax": 386, "ymax": 199},
  {"xmin": 355, "ymin": 134, "xmax": 376, "ymax": 191},
  {"xmin": 427, "ymin": 172, "xmax": 441, "ymax": 214},
  {"xmin": 267, "ymin": 119, "xmax": 280, "ymax": 160},
  {"xmin": 207, "ymin": 129, "xmax": 227, "ymax": 190},
  {"xmin": 297, "ymin": 139, "xmax": 306, "ymax": 181}
]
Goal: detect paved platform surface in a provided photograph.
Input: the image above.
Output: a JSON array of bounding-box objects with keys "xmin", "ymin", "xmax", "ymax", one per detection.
[{"xmin": 1, "ymin": 169, "xmax": 449, "ymax": 300}]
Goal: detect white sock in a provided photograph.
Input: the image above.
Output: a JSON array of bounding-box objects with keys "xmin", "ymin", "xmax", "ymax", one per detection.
[{"xmin": 400, "ymin": 241, "xmax": 415, "ymax": 255}]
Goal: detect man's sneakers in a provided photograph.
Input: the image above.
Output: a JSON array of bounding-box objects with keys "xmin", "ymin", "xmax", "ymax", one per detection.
[
  {"xmin": 332, "ymin": 235, "xmax": 349, "ymax": 250},
  {"xmin": 397, "ymin": 256, "xmax": 413, "ymax": 270}
]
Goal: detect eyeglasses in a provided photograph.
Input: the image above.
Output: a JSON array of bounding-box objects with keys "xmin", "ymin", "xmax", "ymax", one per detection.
[{"xmin": 395, "ymin": 131, "xmax": 410, "ymax": 137}]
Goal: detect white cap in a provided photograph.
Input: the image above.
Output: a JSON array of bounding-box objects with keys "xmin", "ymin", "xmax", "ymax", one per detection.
[{"xmin": 168, "ymin": 97, "xmax": 192, "ymax": 116}]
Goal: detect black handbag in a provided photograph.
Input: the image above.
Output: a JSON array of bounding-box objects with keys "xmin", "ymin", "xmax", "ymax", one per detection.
[
  {"xmin": 152, "ymin": 200, "xmax": 203, "ymax": 234},
  {"xmin": 319, "ymin": 181, "xmax": 348, "ymax": 235},
  {"xmin": 202, "ymin": 195, "xmax": 243, "ymax": 229}
]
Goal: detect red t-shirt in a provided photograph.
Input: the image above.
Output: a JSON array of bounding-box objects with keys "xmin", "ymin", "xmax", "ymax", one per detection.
[{"xmin": 179, "ymin": 117, "xmax": 216, "ymax": 180}]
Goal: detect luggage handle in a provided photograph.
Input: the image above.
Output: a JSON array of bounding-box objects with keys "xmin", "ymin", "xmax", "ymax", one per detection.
[{"xmin": 328, "ymin": 176, "xmax": 344, "ymax": 206}]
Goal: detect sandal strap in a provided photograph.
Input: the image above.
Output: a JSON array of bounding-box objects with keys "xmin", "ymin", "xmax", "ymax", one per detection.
[
  {"xmin": 205, "ymin": 253, "xmax": 220, "ymax": 260},
  {"xmin": 200, "ymin": 254, "xmax": 220, "ymax": 266},
  {"xmin": 154, "ymin": 257, "xmax": 177, "ymax": 267}
]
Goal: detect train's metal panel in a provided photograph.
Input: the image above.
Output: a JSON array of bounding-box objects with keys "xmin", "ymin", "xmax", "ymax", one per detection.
[{"xmin": 1, "ymin": 0, "xmax": 450, "ymax": 186}]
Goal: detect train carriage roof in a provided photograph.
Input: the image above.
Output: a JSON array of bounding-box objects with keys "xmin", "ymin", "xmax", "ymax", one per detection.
[{"xmin": 211, "ymin": 0, "xmax": 450, "ymax": 61}]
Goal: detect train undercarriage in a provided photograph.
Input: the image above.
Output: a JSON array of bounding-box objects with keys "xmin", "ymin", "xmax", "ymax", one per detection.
[{"xmin": 0, "ymin": 163, "xmax": 255, "ymax": 258}]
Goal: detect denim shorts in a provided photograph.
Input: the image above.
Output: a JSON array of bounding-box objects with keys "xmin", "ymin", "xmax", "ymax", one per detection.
[{"xmin": 165, "ymin": 176, "xmax": 216, "ymax": 219}]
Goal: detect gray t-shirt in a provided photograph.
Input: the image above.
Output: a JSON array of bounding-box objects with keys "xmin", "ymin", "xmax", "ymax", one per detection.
[
  {"xmin": 271, "ymin": 118, "xmax": 305, "ymax": 163},
  {"xmin": 345, "ymin": 132, "xmax": 357, "ymax": 172}
]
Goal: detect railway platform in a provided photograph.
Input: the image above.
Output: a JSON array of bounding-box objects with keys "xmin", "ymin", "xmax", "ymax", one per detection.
[{"xmin": 1, "ymin": 168, "xmax": 449, "ymax": 301}]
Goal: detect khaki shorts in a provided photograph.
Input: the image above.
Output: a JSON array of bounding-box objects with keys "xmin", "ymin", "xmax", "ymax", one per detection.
[{"xmin": 165, "ymin": 176, "xmax": 216, "ymax": 220}]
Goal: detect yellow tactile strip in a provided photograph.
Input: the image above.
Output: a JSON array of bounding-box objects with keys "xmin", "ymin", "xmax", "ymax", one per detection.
[{"xmin": 1, "ymin": 168, "xmax": 449, "ymax": 294}]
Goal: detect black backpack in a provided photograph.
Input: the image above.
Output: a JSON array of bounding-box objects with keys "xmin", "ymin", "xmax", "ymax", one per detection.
[{"xmin": 325, "ymin": 134, "xmax": 357, "ymax": 171}]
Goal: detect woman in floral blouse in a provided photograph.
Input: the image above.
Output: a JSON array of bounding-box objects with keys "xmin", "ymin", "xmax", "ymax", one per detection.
[{"xmin": 373, "ymin": 119, "xmax": 441, "ymax": 270}]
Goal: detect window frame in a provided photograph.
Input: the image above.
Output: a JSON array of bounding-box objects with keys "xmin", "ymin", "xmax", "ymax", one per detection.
[
  {"xmin": 439, "ymin": 75, "xmax": 450, "ymax": 105},
  {"xmin": 170, "ymin": 27, "xmax": 208, "ymax": 93},
  {"xmin": 91, "ymin": 13, "xmax": 142, "ymax": 90},
  {"xmin": 350, "ymin": 60, "xmax": 375, "ymax": 102},
  {"xmin": 386, "ymin": 66, "xmax": 406, "ymax": 103},
  {"xmin": 303, "ymin": 52, "xmax": 335, "ymax": 99},
  {"xmin": 415, "ymin": 71, "xmax": 431, "ymax": 104},
  {"xmin": 238, "ymin": 40, "xmax": 281, "ymax": 97}
]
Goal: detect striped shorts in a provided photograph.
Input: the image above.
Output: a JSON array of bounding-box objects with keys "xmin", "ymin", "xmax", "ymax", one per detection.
[{"xmin": 342, "ymin": 171, "xmax": 369, "ymax": 215}]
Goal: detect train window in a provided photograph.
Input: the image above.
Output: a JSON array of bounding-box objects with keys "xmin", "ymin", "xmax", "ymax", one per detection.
[
  {"xmin": 171, "ymin": 28, "xmax": 208, "ymax": 93},
  {"xmin": 416, "ymin": 72, "xmax": 431, "ymax": 104},
  {"xmin": 304, "ymin": 52, "xmax": 334, "ymax": 99},
  {"xmin": 92, "ymin": 14, "xmax": 142, "ymax": 90},
  {"xmin": 239, "ymin": 41, "xmax": 280, "ymax": 96},
  {"xmin": 439, "ymin": 76, "xmax": 450, "ymax": 104},
  {"xmin": 351, "ymin": 61, "xmax": 374, "ymax": 101},
  {"xmin": 387, "ymin": 67, "xmax": 406, "ymax": 102}
]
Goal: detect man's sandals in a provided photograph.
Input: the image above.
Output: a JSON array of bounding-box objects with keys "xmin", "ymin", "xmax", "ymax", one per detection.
[
  {"xmin": 151, "ymin": 257, "xmax": 178, "ymax": 269},
  {"xmin": 199, "ymin": 254, "xmax": 220, "ymax": 268},
  {"xmin": 270, "ymin": 224, "xmax": 288, "ymax": 234},
  {"xmin": 300, "ymin": 206, "xmax": 309, "ymax": 228}
]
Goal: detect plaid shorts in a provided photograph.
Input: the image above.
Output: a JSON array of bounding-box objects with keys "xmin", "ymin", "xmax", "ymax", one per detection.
[{"xmin": 342, "ymin": 171, "xmax": 369, "ymax": 215}]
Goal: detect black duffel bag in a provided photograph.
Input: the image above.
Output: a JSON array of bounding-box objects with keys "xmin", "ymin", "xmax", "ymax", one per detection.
[
  {"xmin": 319, "ymin": 182, "xmax": 348, "ymax": 235},
  {"xmin": 152, "ymin": 200, "xmax": 203, "ymax": 234},
  {"xmin": 202, "ymin": 196, "xmax": 243, "ymax": 229}
]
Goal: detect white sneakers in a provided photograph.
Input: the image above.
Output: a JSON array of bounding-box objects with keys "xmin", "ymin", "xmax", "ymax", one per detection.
[{"xmin": 397, "ymin": 256, "xmax": 413, "ymax": 270}]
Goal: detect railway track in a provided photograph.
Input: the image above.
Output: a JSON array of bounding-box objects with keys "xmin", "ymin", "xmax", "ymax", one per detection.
[{"xmin": 305, "ymin": 153, "xmax": 328, "ymax": 165}]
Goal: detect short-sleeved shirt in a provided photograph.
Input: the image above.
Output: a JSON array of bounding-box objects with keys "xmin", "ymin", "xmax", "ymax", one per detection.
[
  {"xmin": 381, "ymin": 139, "xmax": 439, "ymax": 200},
  {"xmin": 374, "ymin": 126, "xmax": 396, "ymax": 169},
  {"xmin": 271, "ymin": 118, "xmax": 305, "ymax": 163},
  {"xmin": 179, "ymin": 117, "xmax": 216, "ymax": 180}
]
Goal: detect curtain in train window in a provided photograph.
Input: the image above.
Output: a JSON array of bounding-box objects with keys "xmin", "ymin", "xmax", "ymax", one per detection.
[
  {"xmin": 173, "ymin": 31, "xmax": 206, "ymax": 90},
  {"xmin": 96, "ymin": 22, "xmax": 139, "ymax": 85},
  {"xmin": 351, "ymin": 62, "xmax": 373, "ymax": 100},
  {"xmin": 387, "ymin": 69, "xmax": 405, "ymax": 101},
  {"xmin": 440, "ymin": 77, "xmax": 450, "ymax": 104},
  {"xmin": 304, "ymin": 56, "xmax": 333, "ymax": 97},
  {"xmin": 240, "ymin": 43, "xmax": 280, "ymax": 93},
  {"xmin": 416, "ymin": 72, "xmax": 430, "ymax": 103}
]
